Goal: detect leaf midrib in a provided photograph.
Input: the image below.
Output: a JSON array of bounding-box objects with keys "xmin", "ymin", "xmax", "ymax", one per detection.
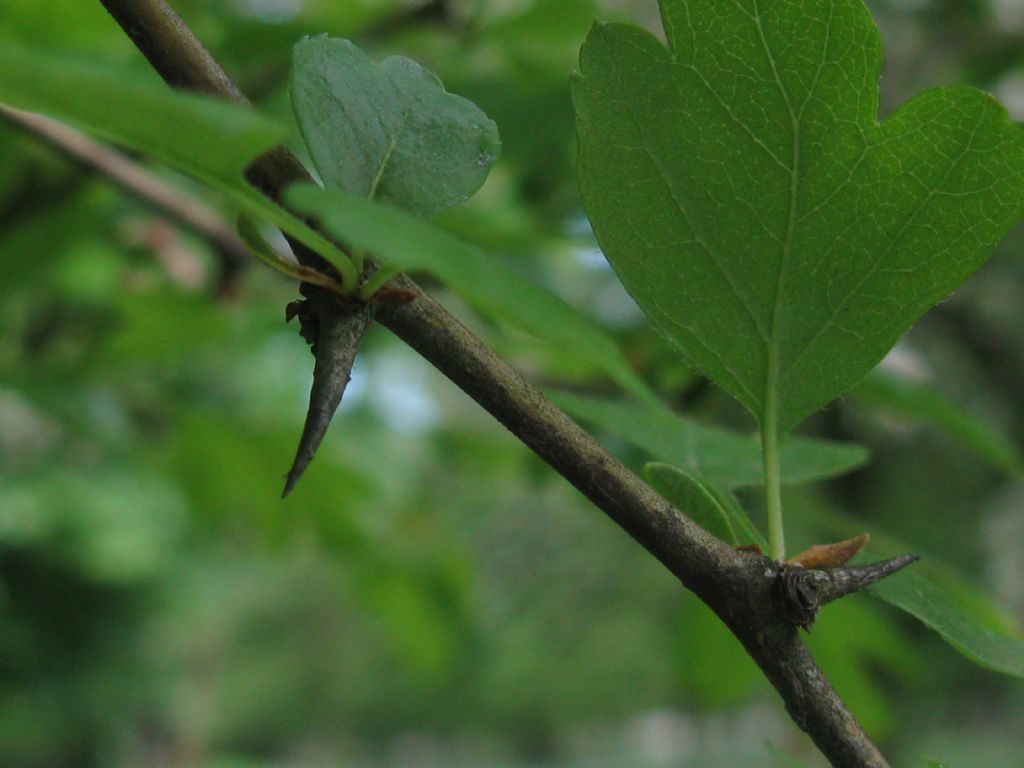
[
  {"xmin": 369, "ymin": 108, "xmax": 409, "ymax": 199},
  {"xmin": 752, "ymin": 0, "xmax": 801, "ymax": 432}
]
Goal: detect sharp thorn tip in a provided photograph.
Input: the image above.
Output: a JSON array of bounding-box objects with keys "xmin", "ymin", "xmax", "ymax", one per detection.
[{"xmin": 281, "ymin": 465, "xmax": 303, "ymax": 498}]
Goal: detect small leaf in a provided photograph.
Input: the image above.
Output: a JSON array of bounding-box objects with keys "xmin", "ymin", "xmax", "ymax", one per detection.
[
  {"xmin": 550, "ymin": 391, "xmax": 868, "ymax": 489},
  {"xmin": 788, "ymin": 533, "xmax": 870, "ymax": 569},
  {"xmin": 645, "ymin": 463, "xmax": 771, "ymax": 550},
  {"xmin": 642, "ymin": 463, "xmax": 738, "ymax": 545},
  {"xmin": 851, "ymin": 368, "xmax": 1024, "ymax": 480},
  {"xmin": 291, "ymin": 35, "xmax": 500, "ymax": 216},
  {"xmin": 572, "ymin": 1, "xmax": 1024, "ymax": 435},
  {"xmin": 232, "ymin": 187, "xmax": 358, "ymax": 290},
  {"xmin": 285, "ymin": 184, "xmax": 659, "ymax": 405}
]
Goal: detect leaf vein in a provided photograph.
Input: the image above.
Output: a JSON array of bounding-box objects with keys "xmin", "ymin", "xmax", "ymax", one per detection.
[{"xmin": 781, "ymin": 107, "xmax": 987, "ymax": 382}]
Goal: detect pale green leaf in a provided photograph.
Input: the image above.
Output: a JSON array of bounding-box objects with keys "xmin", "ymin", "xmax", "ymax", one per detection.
[
  {"xmin": 237, "ymin": 215, "xmax": 290, "ymax": 270},
  {"xmin": 229, "ymin": 186, "xmax": 358, "ymax": 289},
  {"xmin": 291, "ymin": 35, "xmax": 500, "ymax": 216},
  {"xmin": 708, "ymin": 481, "xmax": 768, "ymax": 551},
  {"xmin": 572, "ymin": 0, "xmax": 1024, "ymax": 434},
  {"xmin": 285, "ymin": 184, "xmax": 659, "ymax": 405},
  {"xmin": 551, "ymin": 391, "xmax": 867, "ymax": 489},
  {"xmin": 0, "ymin": 41, "xmax": 359, "ymax": 288},
  {"xmin": 0, "ymin": 41, "xmax": 285, "ymax": 182}
]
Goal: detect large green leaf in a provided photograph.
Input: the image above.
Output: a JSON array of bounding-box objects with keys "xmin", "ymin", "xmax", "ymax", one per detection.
[
  {"xmin": 286, "ymin": 184, "xmax": 658, "ymax": 405},
  {"xmin": 291, "ymin": 35, "xmax": 500, "ymax": 216},
  {"xmin": 572, "ymin": 0, "xmax": 1024, "ymax": 435},
  {"xmin": 0, "ymin": 41, "xmax": 359, "ymax": 289},
  {"xmin": 551, "ymin": 391, "xmax": 867, "ymax": 489}
]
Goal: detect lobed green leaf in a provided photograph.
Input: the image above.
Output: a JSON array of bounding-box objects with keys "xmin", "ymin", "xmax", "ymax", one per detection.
[{"xmin": 572, "ymin": 0, "xmax": 1024, "ymax": 434}]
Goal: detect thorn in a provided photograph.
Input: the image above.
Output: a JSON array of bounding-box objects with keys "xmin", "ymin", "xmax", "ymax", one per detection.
[
  {"xmin": 282, "ymin": 292, "xmax": 374, "ymax": 497},
  {"xmin": 776, "ymin": 553, "xmax": 919, "ymax": 631}
]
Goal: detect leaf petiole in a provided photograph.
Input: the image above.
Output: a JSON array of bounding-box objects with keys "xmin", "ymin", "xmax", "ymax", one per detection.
[
  {"xmin": 237, "ymin": 215, "xmax": 348, "ymax": 295},
  {"xmin": 357, "ymin": 264, "xmax": 399, "ymax": 300},
  {"xmin": 762, "ymin": 404, "xmax": 785, "ymax": 561},
  {"xmin": 350, "ymin": 247, "xmax": 366, "ymax": 275}
]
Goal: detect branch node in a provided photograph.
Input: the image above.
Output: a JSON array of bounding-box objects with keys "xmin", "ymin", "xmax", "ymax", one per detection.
[{"xmin": 777, "ymin": 554, "xmax": 919, "ymax": 630}]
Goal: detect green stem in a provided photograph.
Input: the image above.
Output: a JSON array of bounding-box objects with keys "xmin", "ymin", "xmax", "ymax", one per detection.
[
  {"xmin": 351, "ymin": 247, "xmax": 365, "ymax": 276},
  {"xmin": 762, "ymin": 402, "xmax": 785, "ymax": 561},
  {"xmin": 357, "ymin": 265, "xmax": 398, "ymax": 300}
]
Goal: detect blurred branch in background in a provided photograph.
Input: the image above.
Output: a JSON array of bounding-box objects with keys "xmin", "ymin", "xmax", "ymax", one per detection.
[{"xmin": 0, "ymin": 104, "xmax": 250, "ymax": 294}]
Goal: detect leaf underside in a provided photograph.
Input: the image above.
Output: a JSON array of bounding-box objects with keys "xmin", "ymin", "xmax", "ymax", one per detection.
[
  {"xmin": 573, "ymin": 0, "xmax": 1024, "ymax": 434},
  {"xmin": 291, "ymin": 35, "xmax": 501, "ymax": 216}
]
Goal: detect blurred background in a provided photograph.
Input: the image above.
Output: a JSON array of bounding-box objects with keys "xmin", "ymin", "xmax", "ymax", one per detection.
[{"xmin": 1, "ymin": 0, "xmax": 1023, "ymax": 765}]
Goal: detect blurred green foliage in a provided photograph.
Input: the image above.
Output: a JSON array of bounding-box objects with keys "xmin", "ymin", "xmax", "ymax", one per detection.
[{"xmin": 1, "ymin": 1, "xmax": 1023, "ymax": 766}]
